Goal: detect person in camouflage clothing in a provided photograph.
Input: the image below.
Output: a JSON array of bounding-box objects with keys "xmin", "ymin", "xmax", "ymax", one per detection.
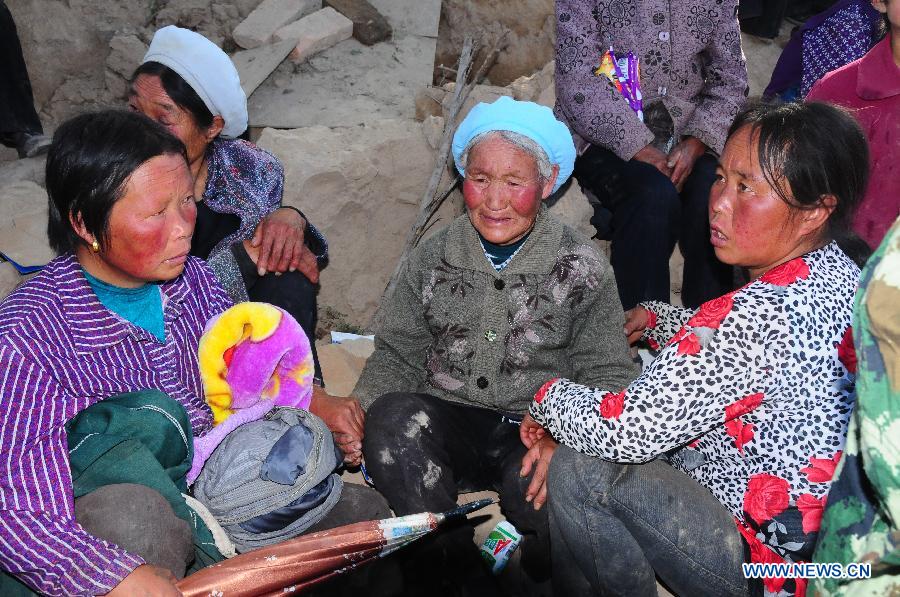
[{"xmin": 813, "ymin": 216, "xmax": 900, "ymax": 596}]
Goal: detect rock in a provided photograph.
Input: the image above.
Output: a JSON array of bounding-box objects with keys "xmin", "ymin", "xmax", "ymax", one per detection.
[
  {"xmin": 421, "ymin": 115, "xmax": 444, "ymax": 150},
  {"xmin": 369, "ymin": 0, "xmax": 438, "ymax": 38},
  {"xmin": 233, "ymin": 0, "xmax": 321, "ymax": 49},
  {"xmin": 106, "ymin": 34, "xmax": 148, "ymax": 80},
  {"xmin": 508, "ymin": 60, "xmax": 554, "ymax": 102},
  {"xmin": 434, "ymin": 0, "xmax": 555, "ymax": 86},
  {"xmin": 273, "ymin": 7, "xmax": 353, "ymax": 63},
  {"xmin": 257, "ymin": 120, "xmax": 458, "ymax": 326},
  {"xmin": 547, "ymin": 181, "xmax": 594, "ymax": 241},
  {"xmin": 247, "ymin": 33, "xmax": 434, "ymax": 129},
  {"xmin": 0, "ymin": 262, "xmax": 23, "ymax": 302},
  {"xmin": 0, "ymin": 155, "xmax": 46, "ymax": 188},
  {"xmin": 535, "ymin": 84, "xmax": 556, "ymax": 108},
  {"xmin": 0, "ymin": 181, "xmax": 55, "ymax": 269},
  {"xmin": 414, "ymin": 86, "xmax": 447, "ymax": 121},
  {"xmin": 323, "ymin": 0, "xmax": 391, "ymax": 46},
  {"xmin": 0, "ymin": 146, "xmax": 20, "ymax": 162},
  {"xmin": 232, "ymin": 38, "xmax": 299, "ymax": 97}
]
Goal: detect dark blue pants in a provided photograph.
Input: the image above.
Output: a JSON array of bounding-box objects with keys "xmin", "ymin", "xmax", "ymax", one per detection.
[
  {"xmin": 548, "ymin": 445, "xmax": 750, "ymax": 597},
  {"xmin": 576, "ymin": 147, "xmax": 733, "ymax": 309}
]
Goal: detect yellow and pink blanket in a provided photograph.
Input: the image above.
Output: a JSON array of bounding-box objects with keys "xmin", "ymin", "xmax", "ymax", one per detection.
[{"xmin": 188, "ymin": 302, "xmax": 315, "ymax": 482}]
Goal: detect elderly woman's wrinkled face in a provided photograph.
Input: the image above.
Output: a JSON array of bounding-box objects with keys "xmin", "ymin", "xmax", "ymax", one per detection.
[
  {"xmin": 129, "ymin": 75, "xmax": 212, "ymax": 167},
  {"xmin": 94, "ymin": 153, "xmax": 196, "ymax": 287},
  {"xmin": 463, "ymin": 136, "xmax": 554, "ymax": 246},
  {"xmin": 709, "ymin": 126, "xmax": 816, "ymax": 279}
]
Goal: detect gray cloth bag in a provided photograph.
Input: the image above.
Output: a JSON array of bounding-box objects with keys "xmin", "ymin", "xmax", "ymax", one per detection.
[{"xmin": 192, "ymin": 407, "xmax": 343, "ymax": 552}]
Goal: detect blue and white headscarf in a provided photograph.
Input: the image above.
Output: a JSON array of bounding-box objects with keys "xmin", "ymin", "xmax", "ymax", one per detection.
[{"xmin": 451, "ymin": 96, "xmax": 576, "ymax": 194}]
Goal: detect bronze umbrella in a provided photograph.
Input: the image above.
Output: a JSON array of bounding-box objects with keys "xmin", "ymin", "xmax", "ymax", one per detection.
[{"xmin": 176, "ymin": 498, "xmax": 493, "ymax": 596}]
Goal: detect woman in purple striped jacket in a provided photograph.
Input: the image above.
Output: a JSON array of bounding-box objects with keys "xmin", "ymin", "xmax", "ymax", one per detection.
[{"xmin": 0, "ymin": 110, "xmax": 390, "ymax": 596}]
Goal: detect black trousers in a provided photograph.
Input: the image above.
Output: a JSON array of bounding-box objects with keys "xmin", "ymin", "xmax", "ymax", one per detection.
[
  {"xmin": 363, "ymin": 393, "xmax": 550, "ymax": 595},
  {"xmin": 575, "ymin": 146, "xmax": 733, "ymax": 310},
  {"xmin": 0, "ymin": 1, "xmax": 42, "ymax": 138}
]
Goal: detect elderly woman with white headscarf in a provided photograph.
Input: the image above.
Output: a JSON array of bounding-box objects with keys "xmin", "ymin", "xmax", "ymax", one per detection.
[
  {"xmin": 353, "ymin": 97, "xmax": 639, "ymax": 594},
  {"xmin": 129, "ymin": 27, "xmax": 366, "ymax": 453}
]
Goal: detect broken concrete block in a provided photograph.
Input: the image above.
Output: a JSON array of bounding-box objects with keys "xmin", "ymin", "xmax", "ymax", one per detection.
[
  {"xmin": 232, "ymin": 38, "xmax": 298, "ymax": 98},
  {"xmin": 273, "ymin": 7, "xmax": 353, "ymax": 63},
  {"xmin": 106, "ymin": 34, "xmax": 149, "ymax": 80},
  {"xmin": 414, "ymin": 86, "xmax": 447, "ymax": 121},
  {"xmin": 508, "ymin": 60, "xmax": 554, "ymax": 103},
  {"xmin": 421, "ymin": 115, "xmax": 444, "ymax": 150},
  {"xmin": 323, "ymin": 0, "xmax": 391, "ymax": 45},
  {"xmin": 233, "ymin": 0, "xmax": 322, "ymax": 49}
]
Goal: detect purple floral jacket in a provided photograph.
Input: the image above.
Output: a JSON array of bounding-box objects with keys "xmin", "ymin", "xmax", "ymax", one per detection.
[{"xmin": 554, "ymin": 0, "xmax": 749, "ymax": 160}]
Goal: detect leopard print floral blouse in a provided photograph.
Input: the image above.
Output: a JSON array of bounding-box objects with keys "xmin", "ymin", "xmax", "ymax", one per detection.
[{"xmin": 531, "ymin": 242, "xmax": 859, "ymax": 596}]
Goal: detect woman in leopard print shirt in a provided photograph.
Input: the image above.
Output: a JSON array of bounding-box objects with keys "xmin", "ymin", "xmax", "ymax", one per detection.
[{"xmin": 524, "ymin": 102, "xmax": 869, "ymax": 597}]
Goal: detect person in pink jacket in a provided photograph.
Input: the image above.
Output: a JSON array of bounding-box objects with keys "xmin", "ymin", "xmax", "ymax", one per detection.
[{"xmin": 806, "ymin": 0, "xmax": 900, "ymax": 249}]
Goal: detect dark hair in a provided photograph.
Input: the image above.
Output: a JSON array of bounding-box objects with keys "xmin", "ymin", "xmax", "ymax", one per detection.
[
  {"xmin": 46, "ymin": 110, "xmax": 187, "ymax": 254},
  {"xmin": 728, "ymin": 102, "xmax": 870, "ymax": 260},
  {"xmin": 131, "ymin": 61, "xmax": 215, "ymax": 130}
]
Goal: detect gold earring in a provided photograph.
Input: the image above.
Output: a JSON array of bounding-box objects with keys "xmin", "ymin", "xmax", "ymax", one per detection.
[{"xmin": 91, "ymin": 240, "xmax": 100, "ymax": 253}]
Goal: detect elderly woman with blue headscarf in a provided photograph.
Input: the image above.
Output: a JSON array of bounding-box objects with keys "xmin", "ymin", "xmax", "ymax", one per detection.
[{"xmin": 354, "ymin": 97, "xmax": 639, "ymax": 593}]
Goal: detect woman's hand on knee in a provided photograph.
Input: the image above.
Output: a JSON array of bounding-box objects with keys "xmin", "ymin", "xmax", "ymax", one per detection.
[
  {"xmin": 520, "ymin": 435, "xmax": 559, "ymax": 511},
  {"xmin": 250, "ymin": 208, "xmax": 320, "ymax": 281},
  {"xmin": 623, "ymin": 306, "xmax": 649, "ymax": 345},
  {"xmin": 107, "ymin": 564, "xmax": 181, "ymax": 596}
]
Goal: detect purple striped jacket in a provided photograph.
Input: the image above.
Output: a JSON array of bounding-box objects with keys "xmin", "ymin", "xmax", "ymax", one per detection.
[{"xmin": 0, "ymin": 254, "xmax": 232, "ymax": 595}]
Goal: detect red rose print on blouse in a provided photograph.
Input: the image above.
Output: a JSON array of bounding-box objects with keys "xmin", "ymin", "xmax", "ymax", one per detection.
[
  {"xmin": 796, "ymin": 493, "xmax": 826, "ymax": 534},
  {"xmin": 646, "ymin": 309, "xmax": 658, "ymax": 329},
  {"xmin": 725, "ymin": 393, "xmax": 764, "ymax": 419},
  {"xmin": 725, "ymin": 418, "xmax": 756, "ymax": 454},
  {"xmin": 534, "ymin": 378, "xmax": 559, "ymax": 404},
  {"xmin": 646, "ymin": 336, "xmax": 660, "ymax": 350},
  {"xmin": 688, "ymin": 293, "xmax": 735, "ymax": 329},
  {"xmin": 666, "ymin": 326, "xmax": 687, "ymax": 347},
  {"xmin": 799, "ymin": 452, "xmax": 842, "ymax": 483},
  {"xmin": 743, "ymin": 473, "xmax": 790, "ymax": 525},
  {"xmin": 836, "ymin": 327, "xmax": 857, "ymax": 374},
  {"xmin": 760, "ymin": 257, "xmax": 810, "ymax": 286},
  {"xmin": 599, "ymin": 390, "xmax": 626, "ymax": 419},
  {"xmin": 677, "ymin": 332, "xmax": 701, "ymax": 355},
  {"xmin": 735, "ymin": 520, "xmax": 787, "ymax": 594}
]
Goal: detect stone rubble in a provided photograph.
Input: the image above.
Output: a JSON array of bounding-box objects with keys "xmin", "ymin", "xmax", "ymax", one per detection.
[
  {"xmin": 233, "ymin": 0, "xmax": 321, "ymax": 49},
  {"xmin": 273, "ymin": 7, "xmax": 353, "ymax": 63},
  {"xmin": 323, "ymin": 0, "xmax": 392, "ymax": 46}
]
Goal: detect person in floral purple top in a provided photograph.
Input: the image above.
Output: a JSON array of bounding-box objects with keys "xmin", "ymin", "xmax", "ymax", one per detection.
[
  {"xmin": 555, "ymin": 0, "xmax": 749, "ymax": 310},
  {"xmin": 523, "ymin": 102, "xmax": 868, "ymax": 597}
]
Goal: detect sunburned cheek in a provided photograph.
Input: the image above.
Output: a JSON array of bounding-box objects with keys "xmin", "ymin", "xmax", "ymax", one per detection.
[
  {"xmin": 462, "ymin": 181, "xmax": 481, "ymax": 209},
  {"xmin": 124, "ymin": 228, "xmax": 170, "ymax": 270},
  {"xmin": 509, "ymin": 193, "xmax": 540, "ymax": 217}
]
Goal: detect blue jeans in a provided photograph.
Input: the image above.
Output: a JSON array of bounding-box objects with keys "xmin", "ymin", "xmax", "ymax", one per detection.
[{"xmin": 547, "ymin": 446, "xmax": 749, "ymax": 597}]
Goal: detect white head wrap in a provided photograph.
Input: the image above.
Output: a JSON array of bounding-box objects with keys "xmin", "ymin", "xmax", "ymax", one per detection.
[{"xmin": 142, "ymin": 26, "xmax": 248, "ymax": 138}]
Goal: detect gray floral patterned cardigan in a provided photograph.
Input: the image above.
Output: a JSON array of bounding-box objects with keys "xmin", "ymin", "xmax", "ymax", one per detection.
[{"xmin": 354, "ymin": 208, "xmax": 639, "ymax": 415}]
